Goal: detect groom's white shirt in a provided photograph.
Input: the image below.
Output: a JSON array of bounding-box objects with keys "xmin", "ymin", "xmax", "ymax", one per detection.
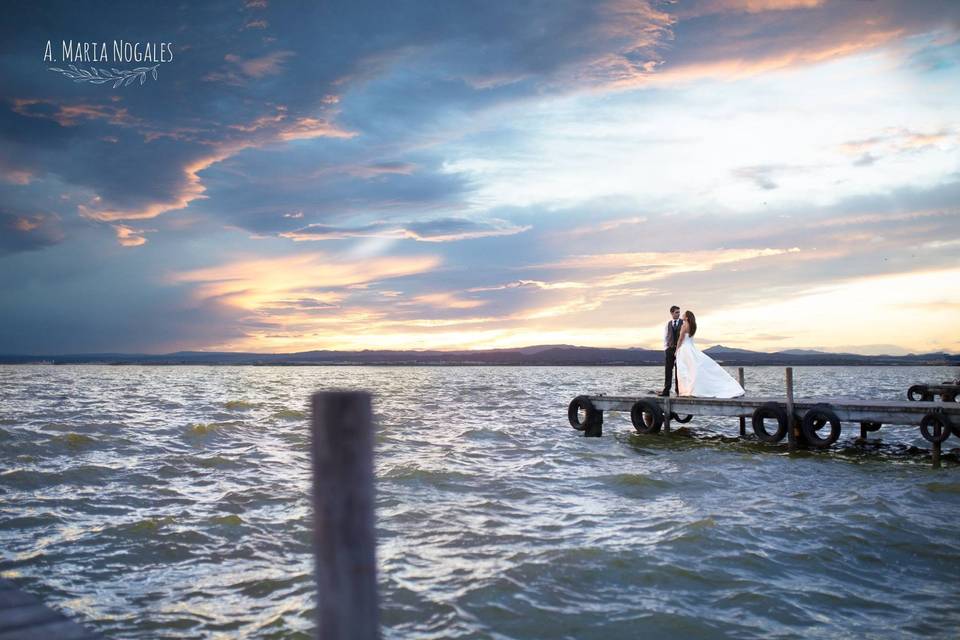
[{"xmin": 663, "ymin": 319, "xmax": 680, "ymax": 349}]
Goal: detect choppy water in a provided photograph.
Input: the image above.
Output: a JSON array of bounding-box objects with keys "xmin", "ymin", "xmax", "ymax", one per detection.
[{"xmin": 1, "ymin": 365, "xmax": 959, "ymax": 639}]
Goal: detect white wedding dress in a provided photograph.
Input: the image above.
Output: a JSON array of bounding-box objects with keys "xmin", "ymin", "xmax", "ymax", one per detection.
[{"xmin": 676, "ymin": 337, "xmax": 745, "ymax": 398}]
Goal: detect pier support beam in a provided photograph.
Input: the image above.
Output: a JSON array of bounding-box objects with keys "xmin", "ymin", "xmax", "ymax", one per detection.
[
  {"xmin": 785, "ymin": 368, "xmax": 798, "ymax": 451},
  {"xmin": 738, "ymin": 368, "xmax": 746, "ymax": 437},
  {"xmin": 584, "ymin": 411, "xmax": 603, "ymax": 437}
]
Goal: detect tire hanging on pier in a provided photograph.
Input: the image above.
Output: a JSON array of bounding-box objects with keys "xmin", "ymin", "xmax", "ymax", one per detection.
[
  {"xmin": 861, "ymin": 421, "xmax": 882, "ymax": 433},
  {"xmin": 671, "ymin": 412, "xmax": 693, "ymax": 423},
  {"xmin": 568, "ymin": 396, "xmax": 599, "ymax": 431},
  {"xmin": 752, "ymin": 402, "xmax": 788, "ymax": 443},
  {"xmin": 908, "ymin": 385, "xmax": 933, "ymax": 402},
  {"xmin": 630, "ymin": 399, "xmax": 663, "ymax": 434},
  {"xmin": 801, "ymin": 404, "xmax": 842, "ymax": 448},
  {"xmin": 919, "ymin": 413, "xmax": 952, "ymax": 444}
]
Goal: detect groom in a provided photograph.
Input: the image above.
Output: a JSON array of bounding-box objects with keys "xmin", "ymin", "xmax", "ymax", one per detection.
[{"xmin": 658, "ymin": 305, "xmax": 682, "ymax": 396}]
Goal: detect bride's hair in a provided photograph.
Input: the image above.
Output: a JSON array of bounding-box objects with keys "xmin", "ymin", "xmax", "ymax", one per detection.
[{"xmin": 684, "ymin": 311, "xmax": 697, "ymax": 336}]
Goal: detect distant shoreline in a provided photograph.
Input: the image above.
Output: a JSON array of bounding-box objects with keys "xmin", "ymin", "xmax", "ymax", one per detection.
[
  {"xmin": 2, "ymin": 344, "xmax": 957, "ymax": 368},
  {"xmin": 3, "ymin": 362, "xmax": 956, "ymax": 367}
]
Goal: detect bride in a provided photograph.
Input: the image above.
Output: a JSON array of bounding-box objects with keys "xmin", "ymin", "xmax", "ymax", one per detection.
[{"xmin": 675, "ymin": 310, "xmax": 745, "ymax": 398}]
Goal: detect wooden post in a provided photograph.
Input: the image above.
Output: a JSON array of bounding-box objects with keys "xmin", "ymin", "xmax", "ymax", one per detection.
[
  {"xmin": 584, "ymin": 410, "xmax": 603, "ymax": 437},
  {"xmin": 932, "ymin": 436, "xmax": 941, "ymax": 469},
  {"xmin": 785, "ymin": 368, "xmax": 797, "ymax": 451},
  {"xmin": 311, "ymin": 391, "xmax": 380, "ymax": 640},
  {"xmin": 664, "ymin": 396, "xmax": 672, "ymax": 432},
  {"xmin": 738, "ymin": 368, "xmax": 746, "ymax": 437}
]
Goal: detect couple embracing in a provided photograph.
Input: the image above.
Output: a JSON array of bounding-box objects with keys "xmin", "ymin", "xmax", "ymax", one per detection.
[{"xmin": 660, "ymin": 305, "xmax": 744, "ymax": 399}]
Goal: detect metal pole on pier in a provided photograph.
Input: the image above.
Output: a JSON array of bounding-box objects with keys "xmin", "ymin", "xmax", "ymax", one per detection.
[
  {"xmin": 738, "ymin": 368, "xmax": 746, "ymax": 437},
  {"xmin": 785, "ymin": 368, "xmax": 798, "ymax": 451},
  {"xmin": 311, "ymin": 391, "xmax": 380, "ymax": 640}
]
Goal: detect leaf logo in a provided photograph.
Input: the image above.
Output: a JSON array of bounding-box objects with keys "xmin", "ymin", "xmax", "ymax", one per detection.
[{"xmin": 48, "ymin": 63, "xmax": 160, "ymax": 87}]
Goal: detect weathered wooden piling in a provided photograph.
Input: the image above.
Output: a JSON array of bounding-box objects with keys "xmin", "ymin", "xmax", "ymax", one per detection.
[
  {"xmin": 311, "ymin": 391, "xmax": 380, "ymax": 640},
  {"xmin": 737, "ymin": 368, "xmax": 746, "ymax": 437},
  {"xmin": 785, "ymin": 367, "xmax": 798, "ymax": 451}
]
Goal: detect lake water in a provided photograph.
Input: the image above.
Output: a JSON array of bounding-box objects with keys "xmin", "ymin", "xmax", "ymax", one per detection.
[{"xmin": 1, "ymin": 365, "xmax": 959, "ymax": 638}]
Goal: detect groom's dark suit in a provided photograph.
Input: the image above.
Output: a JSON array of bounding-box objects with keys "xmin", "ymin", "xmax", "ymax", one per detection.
[{"xmin": 662, "ymin": 318, "xmax": 681, "ymax": 395}]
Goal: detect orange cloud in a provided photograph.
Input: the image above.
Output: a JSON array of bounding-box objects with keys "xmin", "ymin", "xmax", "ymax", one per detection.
[
  {"xmin": 644, "ymin": 29, "xmax": 903, "ymax": 86},
  {"xmin": 2, "ymin": 169, "xmax": 32, "ymax": 185},
  {"xmin": 212, "ymin": 50, "xmax": 295, "ymax": 81},
  {"xmin": 228, "ymin": 105, "xmax": 288, "ymax": 132},
  {"xmin": 408, "ymin": 292, "xmax": 486, "ymax": 310},
  {"xmin": 172, "ymin": 252, "xmax": 441, "ymax": 312},
  {"xmin": 540, "ymin": 247, "xmax": 798, "ymax": 274},
  {"xmin": 79, "ymin": 145, "xmax": 238, "ymax": 222},
  {"xmin": 11, "ymin": 98, "xmax": 135, "ymax": 127},
  {"xmin": 277, "ymin": 116, "xmax": 357, "ymax": 141},
  {"xmin": 112, "ymin": 224, "xmax": 149, "ymax": 247},
  {"xmin": 839, "ymin": 127, "xmax": 955, "ymax": 155},
  {"xmin": 678, "ymin": 0, "xmax": 825, "ymax": 18},
  {"xmin": 12, "ymin": 216, "xmax": 40, "ymax": 231}
]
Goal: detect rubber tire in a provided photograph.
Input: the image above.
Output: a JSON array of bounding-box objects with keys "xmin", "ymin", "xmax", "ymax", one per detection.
[
  {"xmin": 752, "ymin": 402, "xmax": 788, "ymax": 443},
  {"xmin": 631, "ymin": 399, "xmax": 663, "ymax": 434},
  {"xmin": 568, "ymin": 396, "xmax": 596, "ymax": 431},
  {"xmin": 801, "ymin": 404, "xmax": 842, "ymax": 448},
  {"xmin": 920, "ymin": 413, "xmax": 952, "ymax": 444},
  {"xmin": 861, "ymin": 421, "xmax": 882, "ymax": 432},
  {"xmin": 671, "ymin": 412, "xmax": 693, "ymax": 424},
  {"xmin": 907, "ymin": 385, "xmax": 927, "ymax": 401}
]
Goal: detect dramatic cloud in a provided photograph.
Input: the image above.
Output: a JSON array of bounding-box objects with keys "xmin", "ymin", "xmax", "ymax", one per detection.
[
  {"xmin": 0, "ymin": 0, "xmax": 957, "ymax": 353},
  {"xmin": 280, "ymin": 218, "xmax": 529, "ymax": 243}
]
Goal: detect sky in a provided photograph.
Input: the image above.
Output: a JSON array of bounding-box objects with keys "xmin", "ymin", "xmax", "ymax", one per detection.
[{"xmin": 1, "ymin": 0, "xmax": 958, "ymax": 355}]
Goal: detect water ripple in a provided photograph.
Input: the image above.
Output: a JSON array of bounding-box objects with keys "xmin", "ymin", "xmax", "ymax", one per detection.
[{"xmin": 1, "ymin": 364, "xmax": 958, "ymax": 638}]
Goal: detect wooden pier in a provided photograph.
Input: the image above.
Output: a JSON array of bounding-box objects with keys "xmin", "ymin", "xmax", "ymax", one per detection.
[
  {"xmin": 908, "ymin": 380, "xmax": 959, "ymax": 402},
  {"xmin": 0, "ymin": 578, "xmax": 103, "ymax": 639},
  {"xmin": 568, "ymin": 368, "xmax": 960, "ymax": 468}
]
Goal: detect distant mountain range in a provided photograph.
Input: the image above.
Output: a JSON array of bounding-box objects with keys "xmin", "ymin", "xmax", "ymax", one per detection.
[{"xmin": 1, "ymin": 345, "xmax": 957, "ymax": 366}]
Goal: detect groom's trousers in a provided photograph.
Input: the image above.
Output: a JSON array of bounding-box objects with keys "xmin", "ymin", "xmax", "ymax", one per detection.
[{"xmin": 663, "ymin": 346, "xmax": 678, "ymax": 395}]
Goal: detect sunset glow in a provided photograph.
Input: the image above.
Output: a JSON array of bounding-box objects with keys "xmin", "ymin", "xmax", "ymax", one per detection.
[{"xmin": 2, "ymin": 1, "xmax": 958, "ymax": 355}]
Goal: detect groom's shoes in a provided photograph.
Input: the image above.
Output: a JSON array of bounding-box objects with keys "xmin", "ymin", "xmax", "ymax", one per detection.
[{"xmin": 656, "ymin": 390, "xmax": 670, "ymax": 397}]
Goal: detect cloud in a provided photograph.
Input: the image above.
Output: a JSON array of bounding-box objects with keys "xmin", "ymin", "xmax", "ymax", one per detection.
[
  {"xmin": 838, "ymin": 127, "xmax": 956, "ymax": 160},
  {"xmin": 171, "ymin": 251, "xmax": 440, "ymax": 310},
  {"xmin": 207, "ymin": 50, "xmax": 296, "ymax": 83},
  {"xmin": 645, "ymin": 0, "xmax": 960, "ymax": 85},
  {"xmin": 538, "ymin": 247, "xmax": 798, "ymax": 273},
  {"xmin": 677, "ymin": 0, "xmax": 826, "ymax": 18},
  {"xmin": 732, "ymin": 165, "xmax": 785, "ymax": 190},
  {"xmin": 1, "ymin": 1, "xmax": 958, "ymax": 354},
  {"xmin": 112, "ymin": 224, "xmax": 150, "ymax": 247},
  {"xmin": 279, "ymin": 217, "xmax": 530, "ymax": 243},
  {"xmin": 2, "ymin": 0, "xmax": 954, "ymax": 248},
  {"xmin": 0, "ymin": 210, "xmax": 63, "ymax": 254},
  {"xmin": 11, "ymin": 98, "xmax": 135, "ymax": 127}
]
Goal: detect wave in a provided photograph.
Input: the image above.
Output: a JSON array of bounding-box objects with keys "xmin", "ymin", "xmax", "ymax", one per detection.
[{"xmin": 224, "ymin": 400, "xmax": 258, "ymax": 410}]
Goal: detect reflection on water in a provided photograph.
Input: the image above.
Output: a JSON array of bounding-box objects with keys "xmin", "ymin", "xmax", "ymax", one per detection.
[{"xmin": 1, "ymin": 365, "xmax": 958, "ymax": 638}]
